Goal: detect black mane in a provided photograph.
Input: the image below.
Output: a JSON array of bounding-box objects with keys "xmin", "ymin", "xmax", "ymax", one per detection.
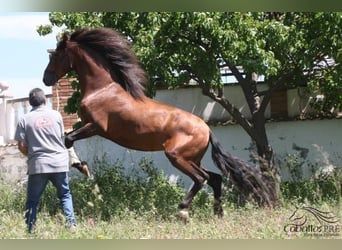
[{"xmin": 69, "ymin": 28, "xmax": 147, "ymax": 99}]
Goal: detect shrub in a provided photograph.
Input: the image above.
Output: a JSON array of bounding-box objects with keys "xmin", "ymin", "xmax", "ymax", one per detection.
[
  {"xmin": 281, "ymin": 168, "xmax": 341, "ymax": 204},
  {"xmin": 1, "ymin": 156, "xmax": 340, "ymax": 222},
  {"xmin": 0, "ymin": 182, "xmax": 26, "ymax": 212},
  {"xmin": 40, "ymin": 157, "xmax": 188, "ymax": 221}
]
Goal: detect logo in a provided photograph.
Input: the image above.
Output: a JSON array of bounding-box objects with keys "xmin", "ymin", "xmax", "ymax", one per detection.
[
  {"xmin": 34, "ymin": 116, "xmax": 53, "ymax": 129},
  {"xmin": 284, "ymin": 206, "xmax": 340, "ymax": 237}
]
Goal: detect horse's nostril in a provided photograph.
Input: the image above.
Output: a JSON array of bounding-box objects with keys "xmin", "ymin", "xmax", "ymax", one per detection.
[{"xmin": 43, "ymin": 71, "xmax": 57, "ymax": 86}]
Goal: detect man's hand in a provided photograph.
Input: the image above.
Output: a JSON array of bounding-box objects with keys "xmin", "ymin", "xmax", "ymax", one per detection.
[
  {"xmin": 18, "ymin": 141, "xmax": 28, "ymax": 156},
  {"xmin": 71, "ymin": 161, "xmax": 91, "ymax": 177}
]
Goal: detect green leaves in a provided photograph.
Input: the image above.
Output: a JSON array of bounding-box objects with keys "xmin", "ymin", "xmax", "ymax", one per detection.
[
  {"xmin": 38, "ymin": 12, "xmax": 342, "ymax": 116},
  {"xmin": 36, "ymin": 24, "xmax": 53, "ymax": 36}
]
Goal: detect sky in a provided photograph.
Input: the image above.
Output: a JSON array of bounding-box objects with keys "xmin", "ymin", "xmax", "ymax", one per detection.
[
  {"xmin": 0, "ymin": 12, "xmax": 252, "ymax": 100},
  {"xmin": 0, "ymin": 12, "xmax": 62, "ymax": 99}
]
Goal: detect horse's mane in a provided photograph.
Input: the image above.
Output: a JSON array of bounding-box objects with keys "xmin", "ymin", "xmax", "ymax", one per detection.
[{"xmin": 69, "ymin": 28, "xmax": 147, "ymax": 99}]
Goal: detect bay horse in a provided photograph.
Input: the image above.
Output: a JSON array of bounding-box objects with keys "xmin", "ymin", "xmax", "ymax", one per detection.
[{"xmin": 43, "ymin": 28, "xmax": 271, "ymax": 222}]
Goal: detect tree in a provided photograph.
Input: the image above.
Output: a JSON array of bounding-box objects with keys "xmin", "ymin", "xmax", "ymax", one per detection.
[{"xmin": 38, "ymin": 12, "xmax": 342, "ymax": 206}]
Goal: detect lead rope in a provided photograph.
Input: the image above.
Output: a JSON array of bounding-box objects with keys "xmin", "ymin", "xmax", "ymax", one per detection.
[
  {"xmin": 55, "ymin": 82, "xmax": 60, "ymax": 112},
  {"xmin": 57, "ymin": 79, "xmax": 91, "ymax": 178}
]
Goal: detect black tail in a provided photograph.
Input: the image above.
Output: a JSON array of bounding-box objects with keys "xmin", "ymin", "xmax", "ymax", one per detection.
[{"xmin": 209, "ymin": 130, "xmax": 272, "ymax": 206}]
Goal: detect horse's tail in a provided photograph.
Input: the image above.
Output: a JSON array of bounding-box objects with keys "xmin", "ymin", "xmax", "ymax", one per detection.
[{"xmin": 209, "ymin": 130, "xmax": 272, "ymax": 206}]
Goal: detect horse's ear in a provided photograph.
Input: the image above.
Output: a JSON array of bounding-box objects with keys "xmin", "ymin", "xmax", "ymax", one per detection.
[{"xmin": 62, "ymin": 32, "xmax": 70, "ymax": 42}]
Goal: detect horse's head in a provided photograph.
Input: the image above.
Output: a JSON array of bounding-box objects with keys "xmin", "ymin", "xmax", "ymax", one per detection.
[
  {"xmin": 43, "ymin": 28, "xmax": 147, "ymax": 99},
  {"xmin": 43, "ymin": 33, "xmax": 73, "ymax": 86}
]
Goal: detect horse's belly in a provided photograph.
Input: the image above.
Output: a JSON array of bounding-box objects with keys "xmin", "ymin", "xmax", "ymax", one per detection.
[
  {"xmin": 94, "ymin": 98, "xmax": 209, "ymax": 152},
  {"xmin": 104, "ymin": 131, "xmax": 167, "ymax": 152}
]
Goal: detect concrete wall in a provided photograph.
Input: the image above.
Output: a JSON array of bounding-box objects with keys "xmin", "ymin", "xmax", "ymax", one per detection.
[
  {"xmin": 156, "ymin": 84, "xmax": 271, "ymax": 122},
  {"xmin": 71, "ymin": 118, "xmax": 342, "ymax": 187},
  {"xmin": 1, "ymin": 85, "xmax": 340, "ymax": 187}
]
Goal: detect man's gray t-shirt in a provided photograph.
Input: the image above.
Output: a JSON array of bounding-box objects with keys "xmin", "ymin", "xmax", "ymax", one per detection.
[{"xmin": 15, "ymin": 106, "xmax": 69, "ymax": 175}]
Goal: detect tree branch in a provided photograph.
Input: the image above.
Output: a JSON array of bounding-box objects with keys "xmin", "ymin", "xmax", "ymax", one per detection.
[
  {"xmin": 242, "ymin": 72, "xmax": 261, "ymax": 115},
  {"xmin": 197, "ymin": 78, "xmax": 255, "ymax": 138},
  {"xmin": 227, "ymin": 64, "xmax": 245, "ymax": 83},
  {"xmin": 182, "ymin": 63, "xmax": 259, "ymax": 140},
  {"xmin": 227, "ymin": 66, "xmax": 261, "ymax": 116}
]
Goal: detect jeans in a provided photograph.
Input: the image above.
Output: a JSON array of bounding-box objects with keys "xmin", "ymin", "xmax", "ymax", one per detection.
[{"xmin": 25, "ymin": 172, "xmax": 76, "ymax": 232}]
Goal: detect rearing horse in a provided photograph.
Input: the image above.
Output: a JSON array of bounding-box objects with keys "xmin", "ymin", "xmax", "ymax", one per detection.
[{"xmin": 43, "ymin": 28, "xmax": 270, "ymax": 222}]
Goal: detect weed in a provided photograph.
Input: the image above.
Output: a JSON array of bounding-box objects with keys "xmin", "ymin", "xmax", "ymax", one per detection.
[{"xmin": 0, "ymin": 157, "xmax": 340, "ymax": 239}]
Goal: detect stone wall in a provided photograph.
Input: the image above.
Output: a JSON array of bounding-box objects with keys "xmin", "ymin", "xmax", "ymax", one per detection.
[
  {"xmin": 0, "ymin": 144, "xmax": 27, "ymax": 186},
  {"xmin": 0, "ymin": 144, "xmax": 87, "ymax": 186}
]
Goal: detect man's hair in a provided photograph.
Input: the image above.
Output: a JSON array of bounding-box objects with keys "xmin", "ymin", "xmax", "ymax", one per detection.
[{"xmin": 29, "ymin": 88, "xmax": 46, "ymax": 107}]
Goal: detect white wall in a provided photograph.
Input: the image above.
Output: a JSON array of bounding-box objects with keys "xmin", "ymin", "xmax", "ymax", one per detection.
[
  {"xmin": 70, "ymin": 85, "xmax": 341, "ymax": 187},
  {"xmin": 2, "ymin": 118, "xmax": 340, "ymax": 187},
  {"xmin": 73, "ymin": 118, "xmax": 342, "ymax": 187},
  {"xmin": 156, "ymin": 84, "xmax": 271, "ymax": 122},
  {"xmin": 2, "ymin": 85, "xmax": 340, "ymax": 188},
  {"xmin": 0, "ymin": 96, "xmax": 53, "ymax": 145}
]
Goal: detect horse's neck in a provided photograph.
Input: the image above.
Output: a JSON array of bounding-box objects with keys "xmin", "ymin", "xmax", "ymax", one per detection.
[
  {"xmin": 74, "ymin": 50, "xmax": 115, "ymax": 97},
  {"xmin": 81, "ymin": 81, "xmax": 137, "ymax": 106},
  {"xmin": 78, "ymin": 73, "xmax": 113, "ymax": 96}
]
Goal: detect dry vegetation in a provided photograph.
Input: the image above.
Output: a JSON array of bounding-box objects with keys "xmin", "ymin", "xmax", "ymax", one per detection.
[{"xmin": 0, "ymin": 202, "xmax": 340, "ymax": 239}]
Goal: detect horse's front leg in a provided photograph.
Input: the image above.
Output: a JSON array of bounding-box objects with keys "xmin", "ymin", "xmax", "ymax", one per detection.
[{"xmin": 65, "ymin": 122, "xmax": 98, "ymax": 148}]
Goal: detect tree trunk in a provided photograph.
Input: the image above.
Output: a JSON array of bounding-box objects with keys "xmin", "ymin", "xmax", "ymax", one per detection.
[
  {"xmin": 241, "ymin": 72, "xmax": 281, "ymax": 207},
  {"xmin": 202, "ymin": 86, "xmax": 280, "ymax": 207},
  {"xmin": 199, "ymin": 70, "xmax": 281, "ymax": 207},
  {"xmin": 251, "ymin": 112, "xmax": 281, "ymax": 206}
]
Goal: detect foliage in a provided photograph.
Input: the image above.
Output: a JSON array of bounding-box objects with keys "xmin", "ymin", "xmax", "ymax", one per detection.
[
  {"xmin": 63, "ymin": 72, "xmax": 82, "ymax": 115},
  {"xmin": 38, "ymin": 12, "xmax": 342, "ymax": 117},
  {"xmin": 282, "ymin": 152, "xmax": 306, "ymax": 182},
  {"xmin": 281, "ymin": 179, "xmax": 340, "ymax": 205},
  {"xmin": 0, "ymin": 183, "xmax": 26, "ymax": 212},
  {"xmin": 1, "ymin": 158, "xmax": 340, "ymax": 222},
  {"xmin": 278, "ymin": 153, "xmax": 341, "ymax": 205},
  {"xmin": 0, "ymin": 170, "xmax": 341, "ymax": 239},
  {"xmin": 0, "ymin": 161, "xmax": 340, "ymax": 239},
  {"xmin": 41, "ymin": 158, "xmax": 188, "ymax": 221}
]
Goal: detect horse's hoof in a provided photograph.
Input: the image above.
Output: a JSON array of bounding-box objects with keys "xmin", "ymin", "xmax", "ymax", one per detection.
[
  {"xmin": 179, "ymin": 209, "xmax": 189, "ymax": 224},
  {"xmin": 65, "ymin": 136, "xmax": 74, "ymax": 149}
]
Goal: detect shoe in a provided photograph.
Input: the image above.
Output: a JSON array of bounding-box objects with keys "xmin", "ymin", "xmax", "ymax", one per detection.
[
  {"xmin": 27, "ymin": 225, "xmax": 36, "ymax": 234},
  {"xmin": 72, "ymin": 161, "xmax": 91, "ymax": 177},
  {"xmin": 26, "ymin": 220, "xmax": 36, "ymax": 234},
  {"xmin": 69, "ymin": 224, "xmax": 77, "ymax": 233}
]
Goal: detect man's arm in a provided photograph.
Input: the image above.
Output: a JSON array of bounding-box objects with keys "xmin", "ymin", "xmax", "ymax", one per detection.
[{"xmin": 18, "ymin": 141, "xmax": 28, "ymax": 156}]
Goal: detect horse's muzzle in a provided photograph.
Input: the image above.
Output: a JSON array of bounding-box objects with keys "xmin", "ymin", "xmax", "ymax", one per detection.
[{"xmin": 43, "ymin": 70, "xmax": 58, "ymax": 86}]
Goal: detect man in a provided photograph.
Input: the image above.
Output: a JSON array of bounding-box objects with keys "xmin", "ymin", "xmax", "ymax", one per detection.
[{"xmin": 15, "ymin": 88, "xmax": 79, "ymax": 233}]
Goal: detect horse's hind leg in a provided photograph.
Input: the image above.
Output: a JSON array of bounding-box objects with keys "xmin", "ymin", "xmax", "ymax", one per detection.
[
  {"xmin": 178, "ymin": 179, "xmax": 204, "ymax": 223},
  {"xmin": 164, "ymin": 151, "xmax": 209, "ymax": 223},
  {"xmin": 205, "ymin": 170, "xmax": 224, "ymax": 218}
]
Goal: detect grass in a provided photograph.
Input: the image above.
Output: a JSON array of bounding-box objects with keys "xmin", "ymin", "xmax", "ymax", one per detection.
[
  {"xmin": 0, "ymin": 158, "xmax": 340, "ymax": 239},
  {"xmin": 0, "ymin": 202, "xmax": 340, "ymax": 239}
]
